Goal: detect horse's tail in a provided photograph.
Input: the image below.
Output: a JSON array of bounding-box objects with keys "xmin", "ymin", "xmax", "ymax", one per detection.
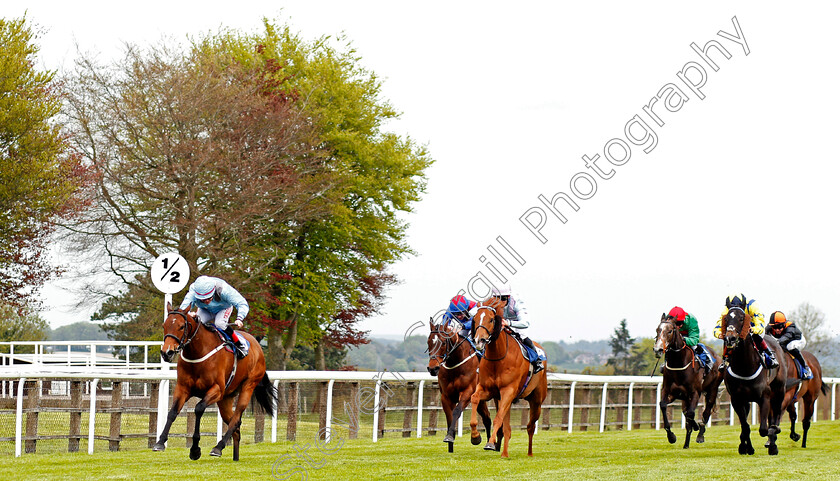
[
  {"xmin": 252, "ymin": 373, "xmax": 278, "ymax": 417},
  {"xmin": 820, "ymin": 381, "xmax": 829, "ymax": 397}
]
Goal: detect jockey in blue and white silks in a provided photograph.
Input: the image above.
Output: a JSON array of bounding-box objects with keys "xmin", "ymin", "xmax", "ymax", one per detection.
[
  {"xmin": 491, "ymin": 286, "xmax": 543, "ymax": 373},
  {"xmin": 179, "ymin": 275, "xmax": 249, "ymax": 358}
]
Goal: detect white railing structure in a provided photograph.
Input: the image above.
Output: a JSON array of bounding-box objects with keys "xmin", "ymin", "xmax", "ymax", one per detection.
[
  {"xmin": 0, "ymin": 341, "xmax": 164, "ymax": 370},
  {"xmin": 1, "ymin": 367, "xmax": 838, "ymax": 458}
]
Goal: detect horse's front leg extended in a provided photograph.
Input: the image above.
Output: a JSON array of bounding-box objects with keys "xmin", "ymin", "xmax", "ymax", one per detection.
[
  {"xmin": 682, "ymin": 392, "xmax": 700, "ymax": 449},
  {"xmin": 734, "ymin": 401, "xmax": 754, "ymax": 455},
  {"xmin": 659, "ymin": 393, "xmax": 677, "ymax": 444},
  {"xmin": 469, "ymin": 386, "xmax": 490, "ymax": 446},
  {"xmin": 153, "ymin": 385, "xmax": 189, "ymax": 452},
  {"xmin": 490, "ymin": 387, "xmax": 516, "ymax": 458},
  {"xmin": 189, "ymin": 386, "xmax": 222, "ymax": 460}
]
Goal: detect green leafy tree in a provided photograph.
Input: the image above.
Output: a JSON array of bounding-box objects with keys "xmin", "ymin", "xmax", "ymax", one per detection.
[
  {"xmin": 197, "ymin": 21, "xmax": 431, "ymax": 370},
  {"xmin": 0, "ymin": 16, "xmax": 90, "ymax": 308},
  {"xmin": 607, "ymin": 319, "xmax": 635, "ymax": 375},
  {"xmin": 626, "ymin": 337, "xmax": 656, "ymax": 375}
]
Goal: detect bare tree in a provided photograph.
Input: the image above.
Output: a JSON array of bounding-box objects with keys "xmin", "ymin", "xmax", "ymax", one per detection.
[{"xmin": 787, "ymin": 302, "xmax": 838, "ymax": 371}]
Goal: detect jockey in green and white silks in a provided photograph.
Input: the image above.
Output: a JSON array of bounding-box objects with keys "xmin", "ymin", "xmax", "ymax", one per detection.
[
  {"xmin": 666, "ymin": 306, "xmax": 712, "ymax": 373},
  {"xmin": 179, "ymin": 275, "xmax": 249, "ymax": 359},
  {"xmin": 491, "ymin": 286, "xmax": 543, "ymax": 373}
]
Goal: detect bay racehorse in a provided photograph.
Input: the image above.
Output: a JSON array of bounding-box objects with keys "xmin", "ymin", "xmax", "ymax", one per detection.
[
  {"xmin": 721, "ymin": 306, "xmax": 798, "ymax": 455},
  {"xmin": 469, "ymin": 297, "xmax": 547, "ymax": 458},
  {"xmin": 426, "ymin": 320, "xmax": 493, "ymax": 453},
  {"xmin": 653, "ymin": 314, "xmax": 724, "ymax": 448},
  {"xmin": 779, "ymin": 349, "xmax": 828, "ymax": 448},
  {"xmin": 153, "ymin": 304, "xmax": 278, "ymax": 461}
]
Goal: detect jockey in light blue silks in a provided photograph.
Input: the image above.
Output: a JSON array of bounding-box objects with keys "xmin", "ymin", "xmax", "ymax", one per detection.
[
  {"xmin": 179, "ymin": 275, "xmax": 249, "ymax": 359},
  {"xmin": 491, "ymin": 285, "xmax": 544, "ymax": 374}
]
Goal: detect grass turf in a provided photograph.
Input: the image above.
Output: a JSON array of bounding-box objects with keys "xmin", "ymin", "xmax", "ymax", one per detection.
[{"xmin": 2, "ymin": 421, "xmax": 840, "ymax": 480}]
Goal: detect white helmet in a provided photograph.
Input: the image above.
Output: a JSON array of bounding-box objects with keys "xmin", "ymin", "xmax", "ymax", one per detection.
[
  {"xmin": 192, "ymin": 276, "xmax": 218, "ymax": 300},
  {"xmin": 491, "ymin": 285, "xmax": 512, "ymax": 297}
]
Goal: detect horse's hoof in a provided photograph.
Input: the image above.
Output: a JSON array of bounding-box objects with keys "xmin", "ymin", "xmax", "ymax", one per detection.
[
  {"xmin": 189, "ymin": 446, "xmax": 201, "ymax": 460},
  {"xmin": 738, "ymin": 443, "xmax": 754, "ymax": 455},
  {"xmin": 768, "ymin": 444, "xmax": 778, "ymax": 456},
  {"xmin": 152, "ymin": 443, "xmax": 166, "ymax": 452},
  {"xmin": 484, "ymin": 442, "xmax": 495, "ymax": 451},
  {"xmin": 443, "ymin": 434, "xmax": 455, "ymax": 443},
  {"xmin": 764, "ymin": 439, "xmax": 771, "ymax": 448},
  {"xmin": 696, "ymin": 435, "xmax": 705, "ymax": 444},
  {"xmin": 790, "ymin": 433, "xmax": 801, "ymax": 442},
  {"xmin": 667, "ymin": 432, "xmax": 676, "ymax": 444},
  {"xmin": 210, "ymin": 447, "xmax": 223, "ymax": 457},
  {"xmin": 471, "ymin": 435, "xmax": 482, "ymax": 446}
]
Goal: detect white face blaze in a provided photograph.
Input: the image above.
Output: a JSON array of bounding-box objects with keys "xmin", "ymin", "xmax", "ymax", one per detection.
[{"xmin": 654, "ymin": 322, "xmax": 669, "ymax": 351}]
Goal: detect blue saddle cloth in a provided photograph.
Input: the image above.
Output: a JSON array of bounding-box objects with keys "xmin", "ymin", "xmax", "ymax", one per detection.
[
  {"xmin": 695, "ymin": 343, "xmax": 712, "ymax": 367},
  {"xmin": 215, "ymin": 327, "xmax": 250, "ymax": 355},
  {"xmin": 517, "ymin": 338, "xmax": 547, "ymax": 363},
  {"xmin": 789, "ymin": 356, "xmax": 810, "ymax": 379}
]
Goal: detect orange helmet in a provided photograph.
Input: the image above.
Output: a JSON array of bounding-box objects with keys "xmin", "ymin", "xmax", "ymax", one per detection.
[{"xmin": 768, "ymin": 311, "xmax": 789, "ymax": 328}]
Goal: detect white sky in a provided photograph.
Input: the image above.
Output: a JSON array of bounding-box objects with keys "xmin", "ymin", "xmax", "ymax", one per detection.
[{"xmin": 7, "ymin": 2, "xmax": 840, "ymax": 343}]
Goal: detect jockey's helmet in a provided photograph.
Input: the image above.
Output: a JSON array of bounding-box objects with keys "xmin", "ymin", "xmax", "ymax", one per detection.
[
  {"xmin": 768, "ymin": 311, "xmax": 789, "ymax": 328},
  {"xmin": 725, "ymin": 293, "xmax": 747, "ymax": 309},
  {"xmin": 192, "ymin": 276, "xmax": 217, "ymax": 300},
  {"xmin": 448, "ymin": 295, "xmax": 471, "ymax": 317},
  {"xmin": 491, "ymin": 285, "xmax": 512, "ymax": 298},
  {"xmin": 667, "ymin": 306, "xmax": 687, "ymax": 322}
]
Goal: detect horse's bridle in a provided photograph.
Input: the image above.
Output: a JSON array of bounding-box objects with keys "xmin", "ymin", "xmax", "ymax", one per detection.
[
  {"xmin": 473, "ymin": 306, "xmax": 509, "ymax": 362},
  {"xmin": 163, "ymin": 310, "xmax": 200, "ymax": 354},
  {"xmin": 427, "ymin": 328, "xmax": 472, "ymax": 369},
  {"xmin": 661, "ymin": 319, "xmax": 686, "ymax": 353}
]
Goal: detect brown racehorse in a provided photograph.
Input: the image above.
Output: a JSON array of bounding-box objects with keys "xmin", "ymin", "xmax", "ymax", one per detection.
[
  {"xmin": 653, "ymin": 314, "xmax": 724, "ymax": 449},
  {"xmin": 426, "ymin": 321, "xmax": 493, "ymax": 452},
  {"xmin": 777, "ymin": 349, "xmax": 828, "ymax": 448},
  {"xmin": 469, "ymin": 297, "xmax": 547, "ymax": 458},
  {"xmin": 721, "ymin": 307, "xmax": 798, "ymax": 455},
  {"xmin": 153, "ymin": 304, "xmax": 277, "ymax": 461}
]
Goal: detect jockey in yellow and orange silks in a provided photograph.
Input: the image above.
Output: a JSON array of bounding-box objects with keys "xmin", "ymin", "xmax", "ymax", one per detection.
[{"xmin": 713, "ymin": 294, "xmax": 778, "ymax": 370}]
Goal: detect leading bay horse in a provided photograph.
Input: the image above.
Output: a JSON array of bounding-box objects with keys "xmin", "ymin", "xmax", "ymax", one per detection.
[
  {"xmin": 721, "ymin": 306, "xmax": 797, "ymax": 455},
  {"xmin": 653, "ymin": 314, "xmax": 724, "ymax": 449},
  {"xmin": 426, "ymin": 320, "xmax": 493, "ymax": 453},
  {"xmin": 469, "ymin": 297, "xmax": 547, "ymax": 458},
  {"xmin": 153, "ymin": 304, "xmax": 278, "ymax": 461}
]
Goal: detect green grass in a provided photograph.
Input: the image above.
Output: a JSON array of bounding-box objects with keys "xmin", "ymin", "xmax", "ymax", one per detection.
[{"xmin": 3, "ymin": 422, "xmax": 840, "ymax": 480}]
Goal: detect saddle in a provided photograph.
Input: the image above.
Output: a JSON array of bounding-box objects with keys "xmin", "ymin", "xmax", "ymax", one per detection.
[
  {"xmin": 785, "ymin": 351, "xmax": 808, "ymax": 379},
  {"xmin": 214, "ymin": 327, "xmax": 250, "ymax": 358},
  {"xmin": 504, "ymin": 328, "xmax": 546, "ymax": 364}
]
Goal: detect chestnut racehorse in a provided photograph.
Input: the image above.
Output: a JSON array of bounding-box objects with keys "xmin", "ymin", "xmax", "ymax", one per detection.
[
  {"xmin": 721, "ymin": 307, "xmax": 798, "ymax": 455},
  {"xmin": 469, "ymin": 297, "xmax": 547, "ymax": 458},
  {"xmin": 653, "ymin": 314, "xmax": 724, "ymax": 449},
  {"xmin": 779, "ymin": 349, "xmax": 828, "ymax": 448},
  {"xmin": 426, "ymin": 321, "xmax": 493, "ymax": 452},
  {"xmin": 153, "ymin": 304, "xmax": 277, "ymax": 461}
]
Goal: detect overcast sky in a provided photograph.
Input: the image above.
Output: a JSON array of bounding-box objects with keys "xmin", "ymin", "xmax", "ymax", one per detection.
[{"xmin": 7, "ymin": 2, "xmax": 840, "ymax": 343}]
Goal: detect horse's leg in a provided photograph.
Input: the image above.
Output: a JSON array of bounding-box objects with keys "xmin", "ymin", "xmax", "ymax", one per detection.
[
  {"xmin": 682, "ymin": 391, "xmax": 700, "ymax": 449},
  {"xmin": 787, "ymin": 402, "xmax": 800, "ymax": 443},
  {"xmin": 659, "ymin": 392, "xmax": 677, "ymax": 444},
  {"xmin": 697, "ymin": 376, "xmax": 721, "ymax": 444},
  {"xmin": 501, "ymin": 405, "xmax": 513, "ymax": 459},
  {"xmin": 153, "ymin": 385, "xmax": 190, "ymax": 452},
  {"xmin": 758, "ymin": 395, "xmax": 780, "ymax": 456},
  {"xmin": 441, "ymin": 393, "xmax": 456, "ymax": 444},
  {"xmin": 489, "ymin": 387, "xmax": 516, "ymax": 458},
  {"xmin": 211, "ymin": 380, "xmax": 258, "ymax": 460},
  {"xmin": 526, "ymin": 396, "xmax": 542, "ymax": 457},
  {"xmin": 733, "ymin": 401, "xmax": 754, "ymax": 455},
  {"xmin": 188, "ymin": 385, "xmax": 223, "ymax": 460},
  {"xmin": 801, "ymin": 394, "xmax": 815, "ymax": 448},
  {"xmin": 478, "ymin": 400, "xmax": 493, "ymax": 444},
  {"xmin": 469, "ymin": 385, "xmax": 491, "ymax": 446}
]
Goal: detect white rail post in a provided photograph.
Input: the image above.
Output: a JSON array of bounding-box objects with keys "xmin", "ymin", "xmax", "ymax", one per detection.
[
  {"xmin": 568, "ymin": 381, "xmax": 577, "ymax": 433},
  {"xmin": 416, "ymin": 381, "xmax": 424, "ymax": 438},
  {"xmin": 15, "ymin": 378, "xmax": 25, "ymax": 457},
  {"xmin": 729, "ymin": 401, "xmax": 734, "ymax": 426},
  {"xmin": 217, "ymin": 409, "xmax": 223, "ymax": 442},
  {"xmin": 325, "ymin": 379, "xmax": 335, "ymax": 442},
  {"xmin": 157, "ymin": 375, "xmax": 169, "ymax": 444},
  {"xmin": 832, "ymin": 383, "xmax": 837, "ymax": 421},
  {"xmin": 271, "ymin": 380, "xmax": 280, "ymax": 443},
  {"xmin": 599, "ymin": 383, "xmax": 609, "ymax": 433},
  {"xmin": 627, "ymin": 382, "xmax": 635, "ymax": 431},
  {"xmin": 90, "ymin": 343, "xmax": 96, "ymax": 368},
  {"xmin": 88, "ymin": 379, "xmax": 100, "ymax": 454},
  {"xmin": 372, "ymin": 380, "xmax": 382, "ymax": 443},
  {"xmin": 751, "ymin": 402, "xmax": 757, "ymax": 425}
]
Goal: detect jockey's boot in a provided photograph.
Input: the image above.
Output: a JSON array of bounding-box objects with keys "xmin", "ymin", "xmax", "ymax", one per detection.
[
  {"xmin": 718, "ymin": 356, "xmax": 729, "ymax": 372},
  {"xmin": 522, "ymin": 337, "xmax": 543, "ymax": 374},
  {"xmin": 225, "ymin": 326, "xmax": 246, "ymax": 360},
  {"xmin": 791, "ymin": 349, "xmax": 813, "ymax": 379}
]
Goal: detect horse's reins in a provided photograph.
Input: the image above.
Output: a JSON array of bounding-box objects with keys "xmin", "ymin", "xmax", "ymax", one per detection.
[
  {"xmin": 661, "ymin": 320, "xmax": 695, "ymax": 371},
  {"xmin": 428, "ymin": 329, "xmax": 477, "ymax": 370},
  {"xmin": 165, "ymin": 311, "xmax": 232, "ymax": 365},
  {"xmin": 724, "ymin": 307, "xmax": 765, "ymax": 380},
  {"xmin": 475, "ymin": 307, "xmax": 509, "ymax": 362}
]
